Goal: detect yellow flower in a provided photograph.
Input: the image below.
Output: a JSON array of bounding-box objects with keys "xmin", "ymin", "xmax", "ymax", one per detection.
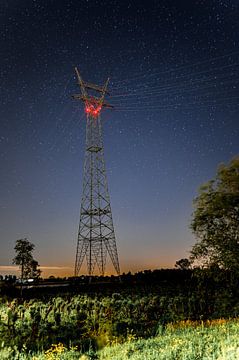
[
  {"xmin": 79, "ymin": 355, "xmax": 89, "ymax": 360},
  {"xmin": 45, "ymin": 343, "xmax": 66, "ymax": 359}
]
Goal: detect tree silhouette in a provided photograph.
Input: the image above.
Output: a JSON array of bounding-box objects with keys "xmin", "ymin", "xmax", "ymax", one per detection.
[
  {"xmin": 175, "ymin": 258, "xmax": 191, "ymax": 270},
  {"xmin": 13, "ymin": 238, "xmax": 41, "ymax": 282},
  {"xmin": 190, "ymin": 156, "xmax": 239, "ymax": 271}
]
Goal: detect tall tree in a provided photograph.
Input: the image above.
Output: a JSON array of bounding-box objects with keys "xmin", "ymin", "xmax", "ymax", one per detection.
[
  {"xmin": 13, "ymin": 238, "xmax": 41, "ymax": 281},
  {"xmin": 190, "ymin": 156, "xmax": 239, "ymax": 271}
]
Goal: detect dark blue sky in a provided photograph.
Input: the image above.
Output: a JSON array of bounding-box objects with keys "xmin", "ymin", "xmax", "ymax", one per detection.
[{"xmin": 0, "ymin": 0, "xmax": 238, "ymax": 276}]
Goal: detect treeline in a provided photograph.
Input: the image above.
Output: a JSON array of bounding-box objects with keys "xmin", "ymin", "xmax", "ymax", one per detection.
[{"xmin": 1, "ymin": 267, "xmax": 239, "ymax": 302}]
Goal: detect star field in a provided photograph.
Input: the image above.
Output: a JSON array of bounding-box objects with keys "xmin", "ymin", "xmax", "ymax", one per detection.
[{"xmin": 0, "ymin": 0, "xmax": 239, "ymax": 276}]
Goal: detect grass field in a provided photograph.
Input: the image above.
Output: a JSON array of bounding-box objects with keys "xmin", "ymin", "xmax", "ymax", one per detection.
[
  {"xmin": 99, "ymin": 319, "xmax": 239, "ymax": 360},
  {"xmin": 1, "ymin": 318, "xmax": 239, "ymax": 359}
]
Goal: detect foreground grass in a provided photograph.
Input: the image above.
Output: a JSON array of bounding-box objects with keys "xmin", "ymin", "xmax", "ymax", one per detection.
[
  {"xmin": 100, "ymin": 319, "xmax": 239, "ymax": 360},
  {"xmin": 1, "ymin": 319, "xmax": 239, "ymax": 359}
]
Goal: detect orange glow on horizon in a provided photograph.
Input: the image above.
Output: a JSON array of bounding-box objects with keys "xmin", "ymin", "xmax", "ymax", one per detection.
[{"xmin": 0, "ymin": 261, "xmax": 175, "ymax": 278}]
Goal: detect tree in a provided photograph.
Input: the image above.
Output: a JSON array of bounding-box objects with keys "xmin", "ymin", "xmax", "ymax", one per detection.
[
  {"xmin": 190, "ymin": 156, "xmax": 239, "ymax": 271},
  {"xmin": 175, "ymin": 258, "xmax": 191, "ymax": 270},
  {"xmin": 28, "ymin": 259, "xmax": 41, "ymax": 279},
  {"xmin": 13, "ymin": 238, "xmax": 41, "ymax": 281}
]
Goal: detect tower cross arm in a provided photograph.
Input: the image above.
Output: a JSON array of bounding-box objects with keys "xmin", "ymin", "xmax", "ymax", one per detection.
[
  {"xmin": 72, "ymin": 94, "xmax": 114, "ymax": 108},
  {"xmin": 84, "ymin": 81, "xmax": 110, "ymax": 95},
  {"xmin": 102, "ymin": 100, "xmax": 114, "ymax": 109}
]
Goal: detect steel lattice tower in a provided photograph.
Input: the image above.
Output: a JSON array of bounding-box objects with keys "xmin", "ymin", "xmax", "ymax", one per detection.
[{"xmin": 73, "ymin": 68, "xmax": 120, "ymax": 276}]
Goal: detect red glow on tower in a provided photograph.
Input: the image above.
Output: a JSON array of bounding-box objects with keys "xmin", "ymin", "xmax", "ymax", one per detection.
[
  {"xmin": 85, "ymin": 103, "xmax": 102, "ymax": 117},
  {"xmin": 73, "ymin": 67, "xmax": 113, "ymax": 119}
]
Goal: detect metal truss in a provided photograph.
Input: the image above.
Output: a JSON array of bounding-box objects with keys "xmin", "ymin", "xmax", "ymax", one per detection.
[{"xmin": 73, "ymin": 68, "xmax": 120, "ymax": 276}]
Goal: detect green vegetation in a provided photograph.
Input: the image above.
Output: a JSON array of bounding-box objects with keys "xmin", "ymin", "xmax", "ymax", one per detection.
[
  {"xmin": 100, "ymin": 319, "xmax": 239, "ymax": 360},
  {"xmin": 0, "ymin": 293, "xmax": 191, "ymax": 353},
  {"xmin": 1, "ymin": 284, "xmax": 239, "ymax": 359},
  {"xmin": 1, "ymin": 318, "xmax": 239, "ymax": 359},
  {"xmin": 190, "ymin": 156, "xmax": 239, "ymax": 270}
]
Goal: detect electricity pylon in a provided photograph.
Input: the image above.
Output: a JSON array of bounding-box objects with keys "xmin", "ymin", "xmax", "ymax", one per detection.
[{"xmin": 73, "ymin": 68, "xmax": 120, "ymax": 276}]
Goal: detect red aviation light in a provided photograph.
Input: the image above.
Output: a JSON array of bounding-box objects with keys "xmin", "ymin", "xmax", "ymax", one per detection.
[{"xmin": 85, "ymin": 103, "xmax": 102, "ymax": 117}]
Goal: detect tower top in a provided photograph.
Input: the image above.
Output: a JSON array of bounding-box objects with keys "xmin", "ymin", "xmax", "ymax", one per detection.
[{"xmin": 72, "ymin": 67, "xmax": 114, "ymax": 117}]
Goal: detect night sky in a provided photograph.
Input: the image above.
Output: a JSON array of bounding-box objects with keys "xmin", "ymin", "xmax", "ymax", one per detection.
[{"xmin": 0, "ymin": 0, "xmax": 239, "ymax": 277}]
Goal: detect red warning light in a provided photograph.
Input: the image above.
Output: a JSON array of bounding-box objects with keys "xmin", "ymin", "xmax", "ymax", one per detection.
[{"xmin": 85, "ymin": 103, "xmax": 102, "ymax": 117}]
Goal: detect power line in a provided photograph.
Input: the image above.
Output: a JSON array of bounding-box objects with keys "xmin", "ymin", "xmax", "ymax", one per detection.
[{"xmin": 110, "ymin": 50, "xmax": 239, "ymax": 90}]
